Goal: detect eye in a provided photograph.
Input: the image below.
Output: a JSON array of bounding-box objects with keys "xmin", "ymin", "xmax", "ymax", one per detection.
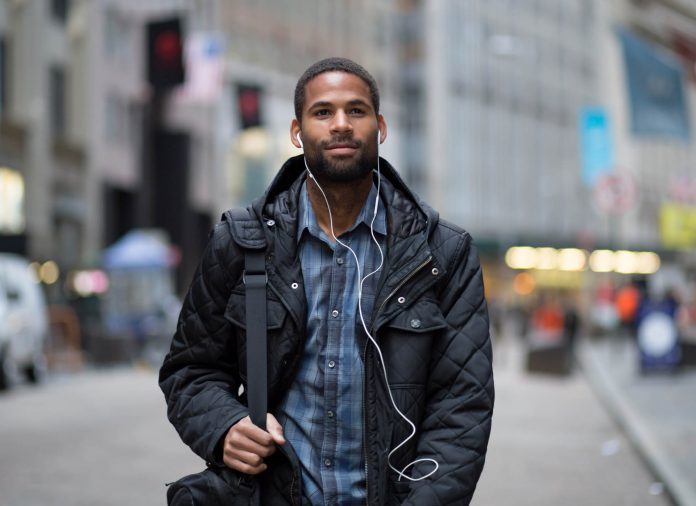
[
  {"xmin": 349, "ymin": 107, "xmax": 365, "ymax": 115},
  {"xmin": 314, "ymin": 109, "xmax": 331, "ymax": 117}
]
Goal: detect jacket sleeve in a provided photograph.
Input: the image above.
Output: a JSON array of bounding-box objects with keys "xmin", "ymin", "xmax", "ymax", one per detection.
[
  {"xmin": 404, "ymin": 233, "xmax": 494, "ymax": 505},
  {"xmin": 159, "ymin": 223, "xmax": 248, "ymax": 465}
]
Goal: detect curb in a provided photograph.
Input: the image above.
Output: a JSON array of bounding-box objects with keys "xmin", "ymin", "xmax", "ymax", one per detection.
[{"xmin": 577, "ymin": 343, "xmax": 696, "ymax": 506}]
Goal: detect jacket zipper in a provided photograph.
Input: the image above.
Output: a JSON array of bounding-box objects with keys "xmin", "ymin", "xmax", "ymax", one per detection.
[{"xmin": 363, "ymin": 254, "xmax": 432, "ymax": 504}]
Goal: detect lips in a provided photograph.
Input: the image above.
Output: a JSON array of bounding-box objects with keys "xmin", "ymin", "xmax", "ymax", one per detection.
[{"xmin": 325, "ymin": 141, "xmax": 360, "ymax": 156}]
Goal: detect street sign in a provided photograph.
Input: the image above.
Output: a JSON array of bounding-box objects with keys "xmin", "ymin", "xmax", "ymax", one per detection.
[
  {"xmin": 579, "ymin": 107, "xmax": 615, "ymax": 186},
  {"xmin": 637, "ymin": 309, "xmax": 680, "ymax": 371},
  {"xmin": 593, "ymin": 172, "xmax": 639, "ymax": 215}
]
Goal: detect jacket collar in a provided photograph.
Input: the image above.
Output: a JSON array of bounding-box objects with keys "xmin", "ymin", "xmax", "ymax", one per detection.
[{"xmin": 251, "ymin": 155, "xmax": 438, "ymax": 243}]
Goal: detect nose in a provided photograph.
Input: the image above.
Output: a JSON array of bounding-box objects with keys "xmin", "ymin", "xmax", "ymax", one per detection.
[{"xmin": 330, "ymin": 110, "xmax": 353, "ymax": 134}]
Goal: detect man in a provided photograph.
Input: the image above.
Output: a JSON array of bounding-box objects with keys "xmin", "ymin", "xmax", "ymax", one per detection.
[{"xmin": 160, "ymin": 57, "xmax": 494, "ymax": 505}]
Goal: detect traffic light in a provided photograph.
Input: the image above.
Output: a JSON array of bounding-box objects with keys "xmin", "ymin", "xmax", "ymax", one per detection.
[
  {"xmin": 237, "ymin": 84, "xmax": 263, "ymax": 129},
  {"xmin": 146, "ymin": 17, "xmax": 185, "ymax": 90}
]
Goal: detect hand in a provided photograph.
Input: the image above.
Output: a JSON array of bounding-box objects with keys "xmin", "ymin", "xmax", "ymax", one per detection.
[{"xmin": 222, "ymin": 414, "xmax": 286, "ymax": 475}]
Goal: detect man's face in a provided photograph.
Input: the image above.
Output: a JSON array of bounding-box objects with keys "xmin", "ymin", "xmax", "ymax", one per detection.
[{"xmin": 291, "ymin": 71, "xmax": 386, "ymax": 184}]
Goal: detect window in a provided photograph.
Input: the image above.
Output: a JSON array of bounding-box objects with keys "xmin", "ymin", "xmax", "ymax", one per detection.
[
  {"xmin": 104, "ymin": 8, "xmax": 132, "ymax": 62},
  {"xmin": 51, "ymin": 0, "xmax": 70, "ymax": 24},
  {"xmin": 0, "ymin": 37, "xmax": 7, "ymax": 115},
  {"xmin": 50, "ymin": 66, "xmax": 67, "ymax": 137}
]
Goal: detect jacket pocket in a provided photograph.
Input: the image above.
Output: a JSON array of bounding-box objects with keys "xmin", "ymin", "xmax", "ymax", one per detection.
[
  {"xmin": 223, "ymin": 291, "xmax": 288, "ymax": 382},
  {"xmin": 380, "ymin": 298, "xmax": 447, "ymax": 387},
  {"xmin": 224, "ymin": 290, "xmax": 287, "ymax": 331}
]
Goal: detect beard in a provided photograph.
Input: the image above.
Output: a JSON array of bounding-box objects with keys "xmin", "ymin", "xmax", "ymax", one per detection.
[{"xmin": 304, "ymin": 136, "xmax": 376, "ymax": 183}]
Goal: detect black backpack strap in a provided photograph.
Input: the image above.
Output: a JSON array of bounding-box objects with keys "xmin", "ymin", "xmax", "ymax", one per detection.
[
  {"xmin": 222, "ymin": 207, "xmax": 268, "ymax": 431},
  {"xmin": 244, "ymin": 248, "xmax": 267, "ymax": 431}
]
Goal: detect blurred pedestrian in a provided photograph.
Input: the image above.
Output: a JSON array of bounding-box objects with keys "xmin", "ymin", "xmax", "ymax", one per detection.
[
  {"xmin": 159, "ymin": 57, "xmax": 493, "ymax": 505},
  {"xmin": 615, "ymin": 280, "xmax": 641, "ymax": 337},
  {"xmin": 562, "ymin": 293, "xmax": 580, "ymax": 349},
  {"xmin": 677, "ymin": 285, "xmax": 696, "ymax": 364},
  {"xmin": 530, "ymin": 292, "xmax": 565, "ymax": 343}
]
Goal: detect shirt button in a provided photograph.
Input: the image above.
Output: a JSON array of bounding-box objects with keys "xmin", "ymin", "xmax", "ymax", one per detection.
[
  {"xmin": 324, "ymin": 459, "xmax": 332, "ymax": 467},
  {"xmin": 331, "ymin": 310, "xmax": 339, "ymax": 318},
  {"xmin": 327, "ymin": 410, "xmax": 334, "ymax": 418},
  {"xmin": 410, "ymin": 319, "xmax": 422, "ymax": 329},
  {"xmin": 336, "ymin": 258, "xmax": 344, "ymax": 265},
  {"xmin": 328, "ymin": 360, "xmax": 336, "ymax": 368}
]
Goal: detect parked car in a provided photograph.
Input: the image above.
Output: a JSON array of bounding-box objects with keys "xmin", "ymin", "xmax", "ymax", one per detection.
[{"xmin": 0, "ymin": 253, "xmax": 49, "ymax": 390}]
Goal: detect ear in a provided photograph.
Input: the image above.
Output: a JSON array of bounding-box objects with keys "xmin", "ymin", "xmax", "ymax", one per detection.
[
  {"xmin": 377, "ymin": 114, "xmax": 387, "ymax": 144},
  {"xmin": 290, "ymin": 119, "xmax": 302, "ymax": 149}
]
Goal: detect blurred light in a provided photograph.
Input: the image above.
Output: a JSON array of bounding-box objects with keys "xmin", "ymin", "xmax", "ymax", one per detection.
[
  {"xmin": 40, "ymin": 261, "xmax": 60, "ymax": 285},
  {"xmin": 238, "ymin": 128, "xmax": 269, "ymax": 158},
  {"xmin": 507, "ymin": 246, "xmax": 657, "ymax": 275},
  {"xmin": 29, "ymin": 262, "xmax": 42, "ymax": 283},
  {"xmin": 535, "ymin": 247, "xmax": 558, "ymax": 270},
  {"xmin": 614, "ymin": 250, "xmax": 637, "ymax": 274},
  {"xmin": 636, "ymin": 252, "xmax": 660, "ymax": 274},
  {"xmin": 74, "ymin": 272, "xmax": 92, "ymax": 296},
  {"xmin": 558, "ymin": 248, "xmax": 587, "ymax": 271},
  {"xmin": 505, "ymin": 246, "xmax": 537, "ymax": 269},
  {"xmin": 0, "ymin": 166, "xmax": 25, "ymax": 233},
  {"xmin": 512, "ymin": 272, "xmax": 536, "ymax": 295},
  {"xmin": 147, "ymin": 18, "xmax": 185, "ymax": 89},
  {"xmin": 68, "ymin": 269, "xmax": 110, "ymax": 297},
  {"xmin": 589, "ymin": 250, "xmax": 615, "ymax": 272}
]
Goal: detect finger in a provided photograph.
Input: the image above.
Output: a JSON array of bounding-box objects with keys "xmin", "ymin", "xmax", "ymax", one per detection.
[
  {"xmin": 235, "ymin": 418, "xmax": 275, "ymax": 446},
  {"xmin": 266, "ymin": 414, "xmax": 286, "ymax": 445},
  {"xmin": 226, "ymin": 435, "xmax": 277, "ymax": 458},
  {"xmin": 224, "ymin": 455, "xmax": 268, "ymax": 475},
  {"xmin": 224, "ymin": 447, "xmax": 266, "ymax": 468}
]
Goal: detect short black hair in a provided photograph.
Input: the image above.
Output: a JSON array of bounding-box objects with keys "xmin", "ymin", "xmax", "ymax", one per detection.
[{"xmin": 294, "ymin": 57, "xmax": 380, "ymax": 122}]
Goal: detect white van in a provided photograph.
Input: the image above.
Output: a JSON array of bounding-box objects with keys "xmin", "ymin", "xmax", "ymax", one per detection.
[{"xmin": 0, "ymin": 253, "xmax": 49, "ymax": 390}]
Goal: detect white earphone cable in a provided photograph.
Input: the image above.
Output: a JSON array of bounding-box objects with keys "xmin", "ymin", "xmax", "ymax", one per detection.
[{"xmin": 299, "ymin": 131, "xmax": 439, "ymax": 482}]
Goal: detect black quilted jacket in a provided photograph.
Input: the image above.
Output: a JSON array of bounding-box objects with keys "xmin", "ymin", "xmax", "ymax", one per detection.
[{"xmin": 160, "ymin": 155, "xmax": 494, "ymax": 505}]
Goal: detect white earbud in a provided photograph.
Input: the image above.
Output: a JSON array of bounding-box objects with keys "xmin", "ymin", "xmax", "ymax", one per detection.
[{"xmin": 296, "ymin": 132, "xmax": 303, "ymax": 149}]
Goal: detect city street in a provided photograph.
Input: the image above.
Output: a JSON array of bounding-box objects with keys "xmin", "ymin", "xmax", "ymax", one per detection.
[
  {"xmin": 475, "ymin": 335, "xmax": 672, "ymax": 506},
  {"xmin": 0, "ymin": 366, "xmax": 202, "ymax": 506},
  {"xmin": 0, "ymin": 334, "xmax": 673, "ymax": 506}
]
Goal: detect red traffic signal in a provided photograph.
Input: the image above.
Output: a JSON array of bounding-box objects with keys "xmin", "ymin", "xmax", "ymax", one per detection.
[{"xmin": 147, "ymin": 17, "xmax": 185, "ymax": 90}]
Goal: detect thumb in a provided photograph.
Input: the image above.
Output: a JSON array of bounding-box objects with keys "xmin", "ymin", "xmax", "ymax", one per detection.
[{"xmin": 266, "ymin": 414, "xmax": 286, "ymax": 445}]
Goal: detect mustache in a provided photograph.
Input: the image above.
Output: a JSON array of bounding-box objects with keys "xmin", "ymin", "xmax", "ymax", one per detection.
[{"xmin": 321, "ymin": 136, "xmax": 362, "ymax": 149}]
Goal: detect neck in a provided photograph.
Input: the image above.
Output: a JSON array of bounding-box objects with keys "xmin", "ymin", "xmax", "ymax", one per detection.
[{"xmin": 307, "ymin": 172, "xmax": 373, "ymax": 239}]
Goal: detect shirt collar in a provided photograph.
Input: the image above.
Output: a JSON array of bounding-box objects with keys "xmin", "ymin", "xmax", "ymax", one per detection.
[{"xmin": 297, "ymin": 178, "xmax": 387, "ymax": 243}]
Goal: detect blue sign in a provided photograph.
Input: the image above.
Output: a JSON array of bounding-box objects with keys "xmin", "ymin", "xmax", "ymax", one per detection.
[
  {"xmin": 618, "ymin": 28, "xmax": 690, "ymax": 140},
  {"xmin": 579, "ymin": 107, "xmax": 615, "ymax": 186}
]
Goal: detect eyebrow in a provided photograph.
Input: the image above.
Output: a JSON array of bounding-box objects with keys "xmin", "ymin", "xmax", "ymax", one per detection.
[{"xmin": 308, "ymin": 99, "xmax": 373, "ymax": 111}]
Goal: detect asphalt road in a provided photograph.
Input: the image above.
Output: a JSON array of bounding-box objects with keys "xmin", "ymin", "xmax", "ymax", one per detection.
[{"xmin": 0, "ymin": 336, "xmax": 673, "ymax": 506}]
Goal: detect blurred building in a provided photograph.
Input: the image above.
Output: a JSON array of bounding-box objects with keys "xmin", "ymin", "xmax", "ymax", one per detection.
[
  {"xmin": 391, "ymin": 0, "xmax": 696, "ymax": 301},
  {"xmin": 3, "ymin": 0, "xmax": 695, "ymax": 304},
  {"xmin": 601, "ymin": 0, "xmax": 696, "ymax": 277},
  {"xmin": 396, "ymin": 0, "xmax": 599, "ymax": 243},
  {"xmin": 0, "ymin": 0, "xmax": 93, "ymax": 271},
  {"xmin": 0, "ymin": 0, "xmax": 400, "ymax": 295}
]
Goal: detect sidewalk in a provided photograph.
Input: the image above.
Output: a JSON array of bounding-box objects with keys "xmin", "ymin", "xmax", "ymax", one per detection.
[{"xmin": 577, "ymin": 336, "xmax": 696, "ymax": 506}]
